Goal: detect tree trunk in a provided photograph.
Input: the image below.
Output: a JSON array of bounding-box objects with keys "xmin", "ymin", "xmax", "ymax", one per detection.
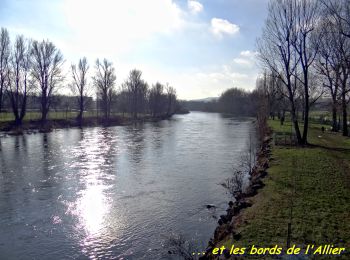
[
  {"xmin": 77, "ymin": 112, "xmax": 83, "ymax": 125},
  {"xmin": 0, "ymin": 86, "xmax": 3, "ymax": 113},
  {"xmin": 104, "ymin": 108, "xmax": 108, "ymax": 121},
  {"xmin": 20, "ymin": 97, "xmax": 26, "ymax": 121},
  {"xmin": 341, "ymin": 90, "xmax": 348, "ymax": 136},
  {"xmin": 77, "ymin": 94, "xmax": 83, "ymax": 125},
  {"xmin": 41, "ymin": 108, "xmax": 48, "ymax": 123},
  {"xmin": 290, "ymin": 101, "xmax": 302, "ymax": 144},
  {"xmin": 41, "ymin": 87, "xmax": 48, "ymax": 124},
  {"xmin": 302, "ymin": 87, "xmax": 309, "ymax": 145},
  {"xmin": 287, "ymin": 77, "xmax": 302, "ymax": 144},
  {"xmin": 14, "ymin": 116, "xmax": 22, "ymax": 126},
  {"xmin": 331, "ymin": 101, "xmax": 337, "ymax": 132},
  {"xmin": 292, "ymin": 112, "xmax": 302, "ymax": 144}
]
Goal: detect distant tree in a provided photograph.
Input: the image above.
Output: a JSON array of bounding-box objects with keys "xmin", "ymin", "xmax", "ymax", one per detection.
[
  {"xmin": 256, "ymin": 71, "xmax": 289, "ymax": 125},
  {"xmin": 259, "ymin": 71, "xmax": 279, "ymax": 120},
  {"xmin": 337, "ymin": 40, "xmax": 350, "ymax": 136},
  {"xmin": 0, "ymin": 28, "xmax": 10, "ymax": 113},
  {"xmin": 93, "ymin": 58, "xmax": 116, "ymax": 121},
  {"xmin": 70, "ymin": 57, "xmax": 89, "ymax": 124},
  {"xmin": 116, "ymin": 85, "xmax": 129, "ymax": 117},
  {"xmin": 7, "ymin": 35, "xmax": 32, "ymax": 125},
  {"xmin": 124, "ymin": 69, "xmax": 148, "ymax": 119},
  {"xmin": 314, "ymin": 19, "xmax": 342, "ymax": 131},
  {"xmin": 321, "ymin": 0, "xmax": 350, "ymax": 135},
  {"xmin": 218, "ymin": 87, "xmax": 250, "ymax": 116},
  {"xmin": 149, "ymin": 82, "xmax": 164, "ymax": 117},
  {"xmin": 31, "ymin": 39, "xmax": 64, "ymax": 123},
  {"xmin": 166, "ymin": 84, "xmax": 177, "ymax": 116}
]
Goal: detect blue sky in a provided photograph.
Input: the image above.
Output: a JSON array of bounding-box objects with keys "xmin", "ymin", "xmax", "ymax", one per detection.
[{"xmin": 0, "ymin": 0, "xmax": 269, "ymax": 100}]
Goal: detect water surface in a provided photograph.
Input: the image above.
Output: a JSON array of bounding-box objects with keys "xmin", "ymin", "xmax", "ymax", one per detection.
[{"xmin": 0, "ymin": 112, "xmax": 254, "ymax": 259}]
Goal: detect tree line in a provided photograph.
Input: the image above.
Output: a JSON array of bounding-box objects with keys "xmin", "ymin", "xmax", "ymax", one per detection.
[
  {"xmin": 0, "ymin": 27, "xmax": 179, "ymax": 126},
  {"xmin": 256, "ymin": 0, "xmax": 350, "ymax": 144},
  {"xmin": 181, "ymin": 87, "xmax": 258, "ymax": 116}
]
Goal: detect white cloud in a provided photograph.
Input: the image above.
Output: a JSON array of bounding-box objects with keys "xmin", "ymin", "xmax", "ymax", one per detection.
[
  {"xmin": 188, "ymin": 0, "xmax": 203, "ymax": 14},
  {"xmin": 233, "ymin": 50, "xmax": 258, "ymax": 67},
  {"xmin": 240, "ymin": 50, "xmax": 258, "ymax": 58},
  {"xmin": 232, "ymin": 58, "xmax": 252, "ymax": 66},
  {"xmin": 210, "ymin": 18, "xmax": 239, "ymax": 38}
]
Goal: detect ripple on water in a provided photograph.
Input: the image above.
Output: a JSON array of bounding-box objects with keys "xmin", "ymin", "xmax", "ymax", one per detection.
[{"xmin": 0, "ymin": 113, "xmax": 255, "ymax": 259}]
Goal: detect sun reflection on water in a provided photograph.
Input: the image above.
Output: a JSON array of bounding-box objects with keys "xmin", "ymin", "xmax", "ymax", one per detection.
[
  {"xmin": 67, "ymin": 129, "xmax": 126, "ymax": 258},
  {"xmin": 77, "ymin": 183, "xmax": 108, "ymax": 235}
]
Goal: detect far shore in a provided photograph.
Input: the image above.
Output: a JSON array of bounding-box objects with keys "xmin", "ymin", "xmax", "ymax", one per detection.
[{"xmin": 0, "ymin": 111, "xmax": 190, "ymax": 136}]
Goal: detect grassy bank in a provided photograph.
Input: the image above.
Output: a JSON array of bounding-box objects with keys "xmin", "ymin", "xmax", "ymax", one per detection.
[
  {"xmin": 0, "ymin": 112, "xmax": 174, "ymax": 134},
  {"xmin": 0, "ymin": 111, "xmax": 148, "ymax": 122},
  {"xmin": 218, "ymin": 120, "xmax": 350, "ymax": 259}
]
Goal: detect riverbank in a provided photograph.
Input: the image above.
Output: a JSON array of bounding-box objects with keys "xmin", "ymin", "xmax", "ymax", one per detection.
[
  {"xmin": 202, "ymin": 120, "xmax": 350, "ymax": 259},
  {"xmin": 0, "ymin": 114, "xmax": 178, "ymax": 136},
  {"xmin": 200, "ymin": 123, "xmax": 272, "ymax": 259}
]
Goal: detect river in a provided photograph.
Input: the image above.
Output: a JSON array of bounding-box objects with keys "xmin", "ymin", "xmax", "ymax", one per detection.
[{"xmin": 0, "ymin": 112, "xmax": 254, "ymax": 259}]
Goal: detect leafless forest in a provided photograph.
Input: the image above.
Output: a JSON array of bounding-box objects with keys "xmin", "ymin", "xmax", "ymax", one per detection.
[{"xmin": 256, "ymin": 0, "xmax": 350, "ymax": 144}]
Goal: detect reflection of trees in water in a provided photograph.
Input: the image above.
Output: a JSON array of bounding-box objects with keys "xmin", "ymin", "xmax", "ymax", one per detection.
[
  {"xmin": 38, "ymin": 133, "xmax": 57, "ymax": 201},
  {"xmin": 0, "ymin": 135, "xmax": 32, "ymax": 222},
  {"xmin": 150, "ymin": 122, "xmax": 164, "ymax": 151},
  {"xmin": 125, "ymin": 123, "xmax": 146, "ymax": 164},
  {"xmin": 98, "ymin": 128, "xmax": 117, "ymax": 170},
  {"xmin": 41, "ymin": 133, "xmax": 51, "ymax": 176},
  {"xmin": 0, "ymin": 138, "xmax": 4, "ymax": 171},
  {"xmin": 70, "ymin": 127, "xmax": 119, "ymax": 178},
  {"xmin": 72, "ymin": 127, "xmax": 119, "ymax": 184},
  {"xmin": 0, "ymin": 137, "xmax": 14, "ymax": 220},
  {"xmin": 0, "ymin": 135, "xmax": 28, "ymax": 181}
]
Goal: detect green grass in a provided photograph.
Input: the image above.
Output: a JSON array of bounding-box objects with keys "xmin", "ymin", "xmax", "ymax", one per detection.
[
  {"xmin": 0, "ymin": 111, "xmax": 89, "ymax": 122},
  {"xmin": 219, "ymin": 119, "xmax": 350, "ymax": 259},
  {"xmin": 0, "ymin": 111, "xmax": 150, "ymax": 122},
  {"xmin": 274, "ymin": 110, "xmax": 334, "ymax": 129}
]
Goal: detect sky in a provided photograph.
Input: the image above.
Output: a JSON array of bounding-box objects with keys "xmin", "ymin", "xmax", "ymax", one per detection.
[{"xmin": 0, "ymin": 0, "xmax": 269, "ymax": 100}]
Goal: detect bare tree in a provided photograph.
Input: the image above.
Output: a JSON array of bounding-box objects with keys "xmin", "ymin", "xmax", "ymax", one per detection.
[
  {"xmin": 70, "ymin": 57, "xmax": 89, "ymax": 124},
  {"xmin": 7, "ymin": 35, "xmax": 32, "ymax": 125},
  {"xmin": 322, "ymin": 0, "xmax": 350, "ymax": 136},
  {"xmin": 124, "ymin": 69, "xmax": 148, "ymax": 119},
  {"xmin": 221, "ymin": 170, "xmax": 245, "ymax": 199},
  {"xmin": 314, "ymin": 18, "xmax": 342, "ymax": 131},
  {"xmin": 222, "ymin": 131, "xmax": 256, "ymax": 199},
  {"xmin": 93, "ymin": 58, "xmax": 116, "ymax": 121},
  {"xmin": 322, "ymin": 0, "xmax": 350, "ymax": 38},
  {"xmin": 258, "ymin": 0, "xmax": 304, "ymax": 144},
  {"xmin": 166, "ymin": 84, "xmax": 177, "ymax": 116},
  {"xmin": 258, "ymin": 0, "xmax": 323, "ymax": 144},
  {"xmin": 149, "ymin": 82, "xmax": 164, "ymax": 117},
  {"xmin": 292, "ymin": 0, "xmax": 320, "ymax": 143},
  {"xmin": 338, "ymin": 41, "xmax": 350, "ymax": 136},
  {"xmin": 257, "ymin": 70, "xmax": 281, "ymax": 120},
  {"xmin": 31, "ymin": 40, "xmax": 64, "ymax": 124},
  {"xmin": 258, "ymin": 71, "xmax": 290, "ymax": 124},
  {"xmin": 116, "ymin": 85, "xmax": 129, "ymax": 117},
  {"xmin": 0, "ymin": 28, "xmax": 10, "ymax": 113}
]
